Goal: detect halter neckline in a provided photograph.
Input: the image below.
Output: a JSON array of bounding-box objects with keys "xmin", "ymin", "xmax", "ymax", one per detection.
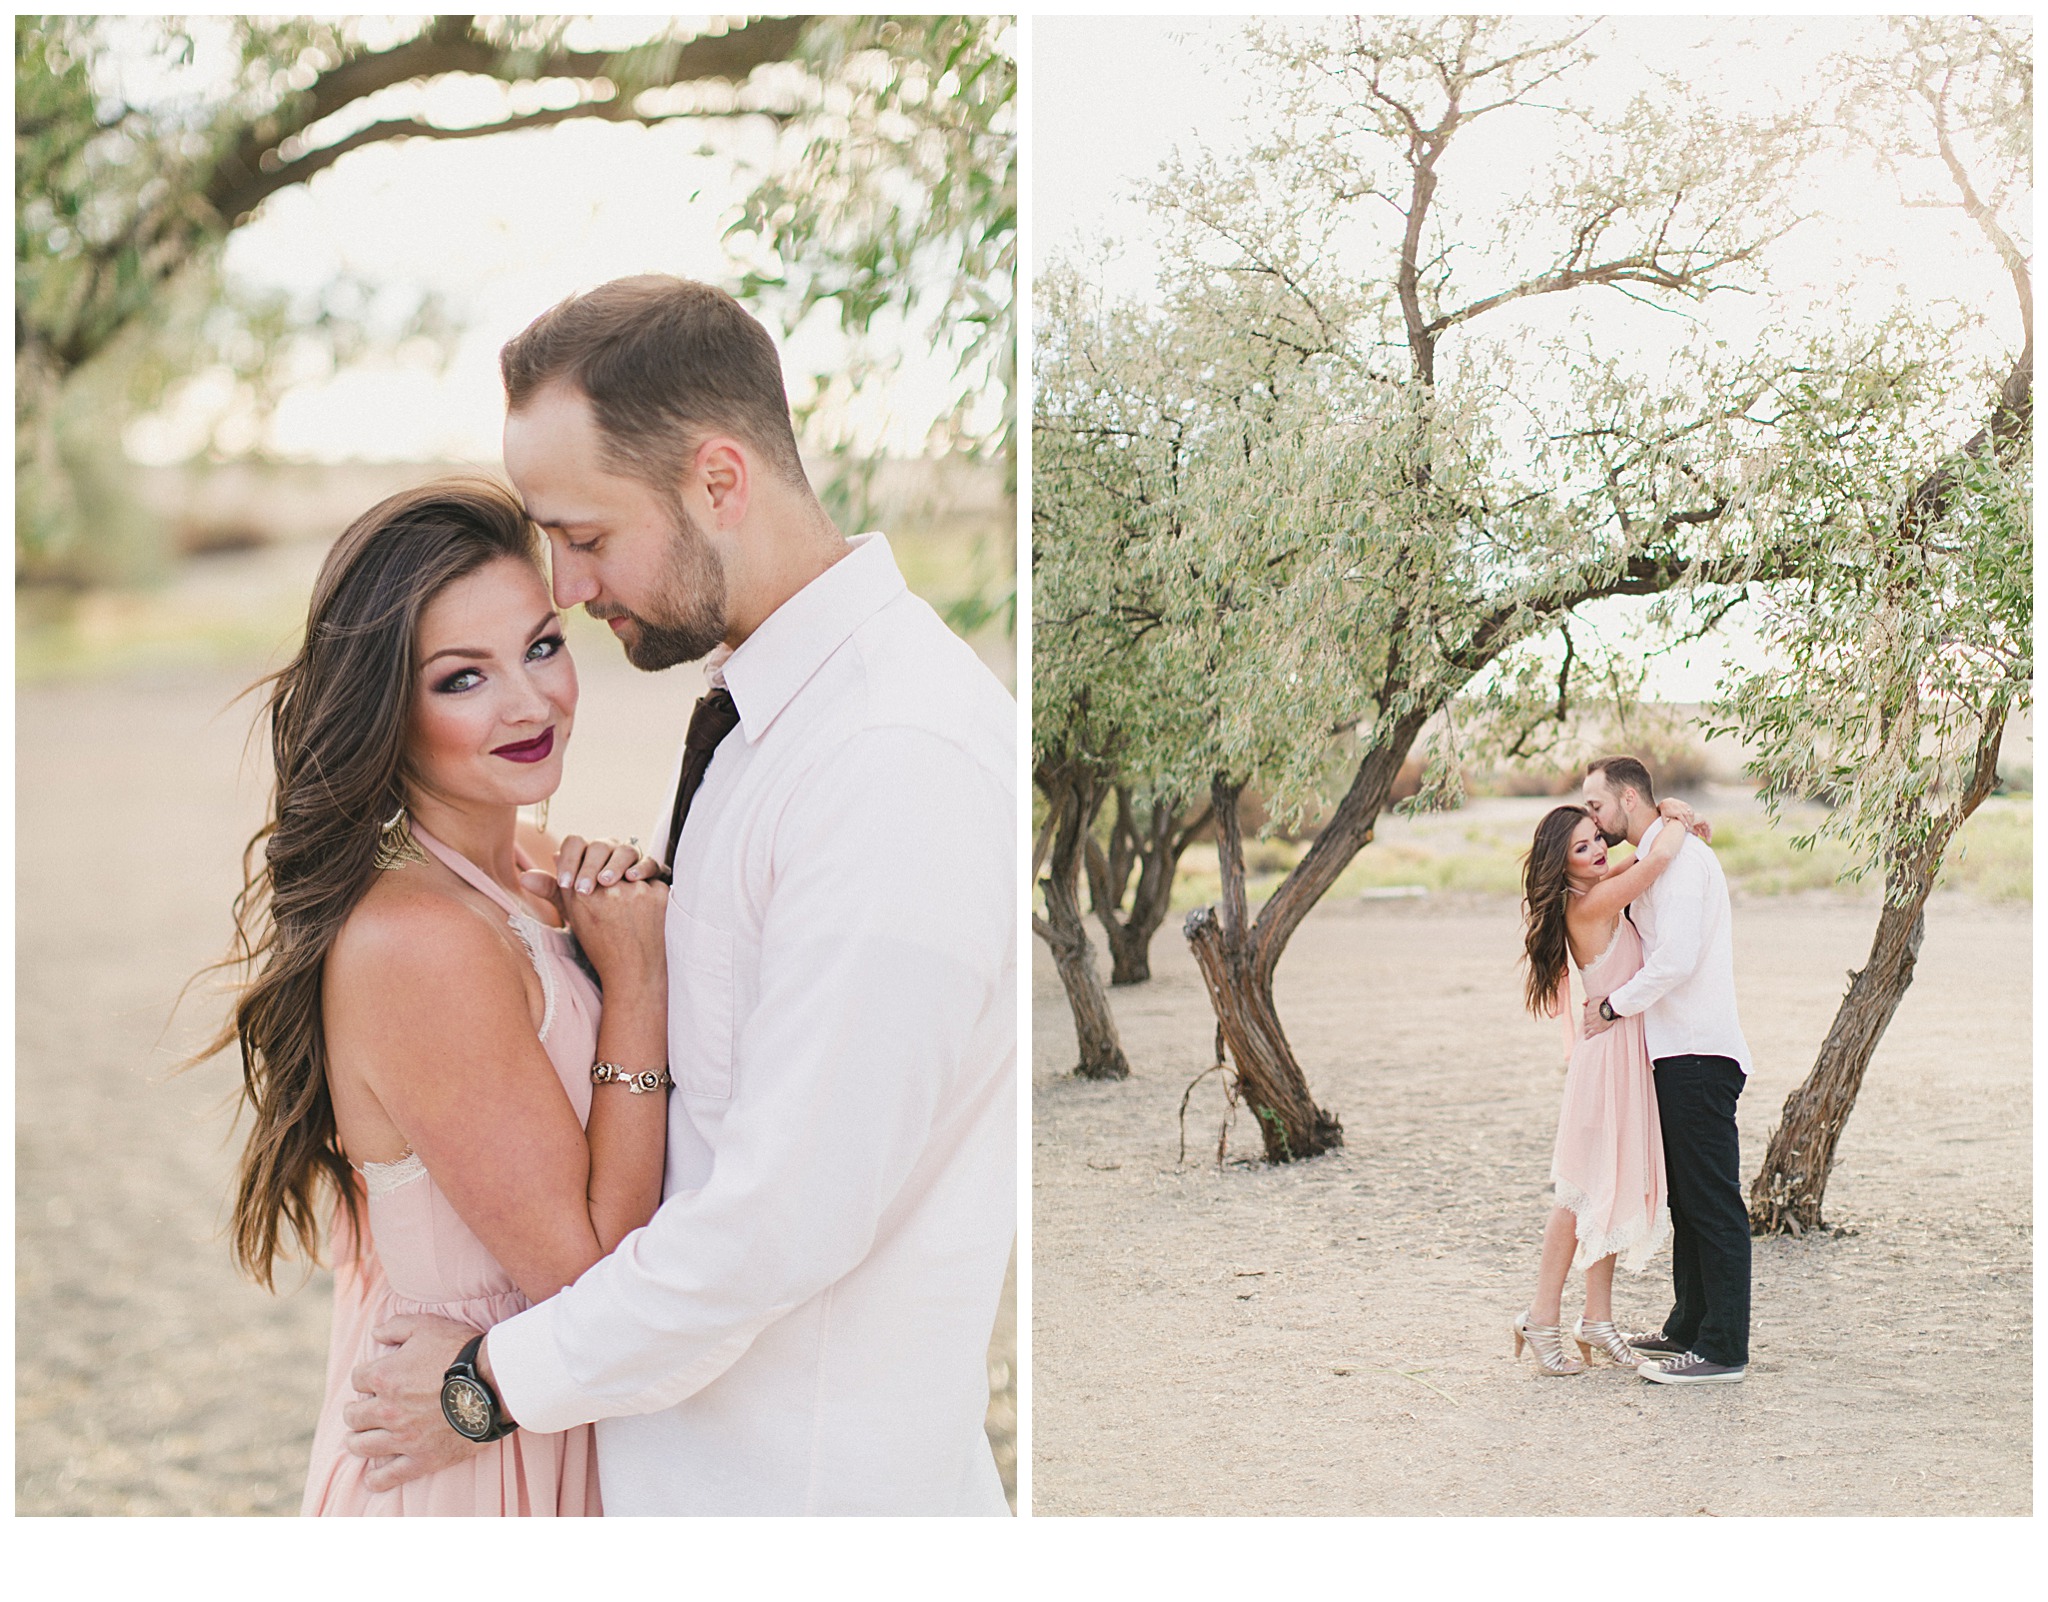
[
  {"xmin": 405, "ymin": 819, "xmax": 565, "ymax": 1043},
  {"xmin": 407, "ymin": 821, "xmax": 567, "ymax": 933}
]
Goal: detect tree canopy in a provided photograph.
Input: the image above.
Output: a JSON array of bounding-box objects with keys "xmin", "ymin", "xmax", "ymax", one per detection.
[
  {"xmin": 734, "ymin": 16, "xmax": 1015, "ymax": 481},
  {"xmin": 16, "ymin": 14, "xmax": 1016, "ymax": 587},
  {"xmin": 733, "ymin": 15, "xmax": 1016, "ymax": 633}
]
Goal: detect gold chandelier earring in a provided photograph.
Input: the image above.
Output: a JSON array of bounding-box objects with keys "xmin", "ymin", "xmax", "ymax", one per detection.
[{"xmin": 374, "ymin": 804, "xmax": 427, "ymax": 871}]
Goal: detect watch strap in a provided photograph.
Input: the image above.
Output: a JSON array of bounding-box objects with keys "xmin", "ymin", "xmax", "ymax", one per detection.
[{"xmin": 441, "ymin": 1332, "xmax": 518, "ymax": 1443}]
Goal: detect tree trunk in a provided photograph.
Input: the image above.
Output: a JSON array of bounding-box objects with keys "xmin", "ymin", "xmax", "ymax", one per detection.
[
  {"xmin": 1749, "ymin": 717, "xmax": 2006, "ymax": 1234},
  {"xmin": 1102, "ymin": 916, "xmax": 1155, "ymax": 989},
  {"xmin": 1033, "ymin": 764, "xmax": 1129, "ymax": 1080},
  {"xmin": 1746, "ymin": 879, "xmax": 1930, "ymax": 1236},
  {"xmin": 1182, "ymin": 777, "xmax": 1341, "ymax": 1160},
  {"xmin": 1179, "ymin": 716, "xmax": 1430, "ymax": 1162},
  {"xmin": 1086, "ymin": 787, "xmax": 1211, "ymax": 986},
  {"xmin": 1248, "ymin": 711, "xmax": 1429, "ymax": 968},
  {"xmin": 1044, "ymin": 874, "xmax": 1129, "ymax": 1081}
]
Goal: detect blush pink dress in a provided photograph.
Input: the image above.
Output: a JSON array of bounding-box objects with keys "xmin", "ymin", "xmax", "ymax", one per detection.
[
  {"xmin": 301, "ymin": 825, "xmax": 604, "ymax": 1516},
  {"xmin": 1550, "ymin": 915, "xmax": 1670, "ymax": 1273}
]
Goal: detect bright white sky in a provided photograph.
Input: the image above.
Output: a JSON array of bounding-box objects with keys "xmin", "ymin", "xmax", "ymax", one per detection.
[
  {"xmin": 1032, "ymin": 14, "xmax": 2026, "ymax": 701},
  {"xmin": 1034, "ymin": 13, "xmax": 2014, "ymax": 311},
  {"xmin": 122, "ymin": 18, "xmax": 982, "ymax": 468}
]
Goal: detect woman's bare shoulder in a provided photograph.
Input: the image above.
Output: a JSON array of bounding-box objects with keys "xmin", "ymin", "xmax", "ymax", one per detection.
[
  {"xmin": 327, "ymin": 867, "xmax": 515, "ymax": 989},
  {"xmin": 1563, "ymin": 897, "xmax": 1619, "ymax": 959},
  {"xmin": 323, "ymin": 867, "xmax": 546, "ymax": 1097}
]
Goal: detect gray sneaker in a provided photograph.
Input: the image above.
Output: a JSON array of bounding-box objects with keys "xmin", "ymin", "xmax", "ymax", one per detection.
[
  {"xmin": 1640, "ymin": 1350, "xmax": 1746, "ymax": 1385},
  {"xmin": 1622, "ymin": 1328, "xmax": 1686, "ymax": 1357}
]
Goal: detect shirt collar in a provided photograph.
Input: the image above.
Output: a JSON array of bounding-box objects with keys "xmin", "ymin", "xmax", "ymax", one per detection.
[{"xmin": 716, "ymin": 532, "xmax": 905, "ymax": 743}]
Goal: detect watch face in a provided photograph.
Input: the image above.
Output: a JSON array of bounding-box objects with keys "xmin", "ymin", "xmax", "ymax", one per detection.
[{"xmin": 442, "ymin": 1376, "xmax": 494, "ymax": 1440}]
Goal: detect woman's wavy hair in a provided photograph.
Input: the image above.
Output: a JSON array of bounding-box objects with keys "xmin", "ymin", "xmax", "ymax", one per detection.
[
  {"xmin": 1521, "ymin": 804, "xmax": 1592, "ymax": 1020},
  {"xmin": 199, "ymin": 478, "xmax": 542, "ymax": 1288}
]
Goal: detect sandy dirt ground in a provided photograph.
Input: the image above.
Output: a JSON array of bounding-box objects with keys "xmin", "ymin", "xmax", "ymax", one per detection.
[
  {"xmin": 1032, "ymin": 884, "xmax": 2030, "ymax": 1516},
  {"xmin": 16, "ymin": 641, "xmax": 1015, "ymax": 1514}
]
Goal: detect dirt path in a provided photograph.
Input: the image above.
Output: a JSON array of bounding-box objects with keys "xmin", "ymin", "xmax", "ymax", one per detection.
[
  {"xmin": 16, "ymin": 644, "xmax": 1015, "ymax": 1513},
  {"xmin": 1031, "ymin": 892, "xmax": 2030, "ymax": 1516}
]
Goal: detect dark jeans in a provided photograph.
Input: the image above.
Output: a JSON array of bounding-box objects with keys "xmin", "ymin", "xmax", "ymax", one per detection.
[{"xmin": 1653, "ymin": 1054, "xmax": 1750, "ymax": 1366}]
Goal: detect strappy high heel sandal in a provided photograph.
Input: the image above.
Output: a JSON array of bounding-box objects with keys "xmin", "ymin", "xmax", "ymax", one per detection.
[
  {"xmin": 1573, "ymin": 1317, "xmax": 1641, "ymax": 1368},
  {"xmin": 1511, "ymin": 1310, "xmax": 1586, "ymax": 1375}
]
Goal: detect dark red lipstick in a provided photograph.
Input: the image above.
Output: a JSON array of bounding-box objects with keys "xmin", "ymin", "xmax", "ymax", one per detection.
[{"xmin": 492, "ymin": 727, "xmax": 556, "ymax": 763}]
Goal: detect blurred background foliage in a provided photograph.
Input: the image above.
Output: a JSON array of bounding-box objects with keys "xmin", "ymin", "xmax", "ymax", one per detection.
[
  {"xmin": 16, "ymin": 13, "xmax": 1015, "ymax": 645},
  {"xmin": 733, "ymin": 19, "xmax": 1015, "ymax": 546}
]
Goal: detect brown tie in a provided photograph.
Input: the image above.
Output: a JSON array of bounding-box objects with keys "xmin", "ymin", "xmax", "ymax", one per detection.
[{"xmin": 662, "ymin": 686, "xmax": 741, "ymax": 870}]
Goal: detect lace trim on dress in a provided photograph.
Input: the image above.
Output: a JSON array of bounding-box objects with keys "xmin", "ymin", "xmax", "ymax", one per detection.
[
  {"xmin": 1573, "ymin": 917, "xmax": 1627, "ymax": 976},
  {"xmin": 1553, "ymin": 1175, "xmax": 1672, "ymax": 1274},
  {"xmin": 503, "ymin": 911, "xmax": 558, "ymax": 1044},
  {"xmin": 359, "ymin": 1149, "xmax": 428, "ymax": 1198}
]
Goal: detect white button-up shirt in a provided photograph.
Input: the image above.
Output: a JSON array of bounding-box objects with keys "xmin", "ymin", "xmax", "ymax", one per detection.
[
  {"xmin": 1605, "ymin": 817, "xmax": 1752, "ymax": 1073},
  {"xmin": 489, "ymin": 533, "xmax": 1017, "ymax": 1514}
]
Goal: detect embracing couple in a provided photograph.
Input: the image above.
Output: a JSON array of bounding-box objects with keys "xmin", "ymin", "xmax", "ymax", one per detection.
[
  {"xmin": 1513, "ymin": 757, "xmax": 1752, "ymax": 1386},
  {"xmin": 217, "ymin": 276, "xmax": 1016, "ymax": 1515}
]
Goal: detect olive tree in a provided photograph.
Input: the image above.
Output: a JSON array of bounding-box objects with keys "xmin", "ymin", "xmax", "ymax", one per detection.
[
  {"xmin": 1033, "ymin": 264, "xmax": 1220, "ymax": 1025},
  {"xmin": 1735, "ymin": 15, "xmax": 2031, "ymax": 1235},
  {"xmin": 1031, "ymin": 267, "xmax": 1192, "ymax": 1077},
  {"xmin": 1089, "ymin": 16, "xmax": 1815, "ymax": 1161}
]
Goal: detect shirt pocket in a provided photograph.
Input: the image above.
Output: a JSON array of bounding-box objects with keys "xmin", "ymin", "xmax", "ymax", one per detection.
[{"xmin": 666, "ymin": 895, "xmax": 735, "ymax": 1100}]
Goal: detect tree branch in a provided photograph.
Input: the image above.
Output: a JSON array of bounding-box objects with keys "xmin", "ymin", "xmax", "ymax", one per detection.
[
  {"xmin": 216, "ymin": 98, "xmax": 788, "ymax": 221},
  {"xmin": 204, "ymin": 14, "xmax": 813, "ymax": 225},
  {"xmin": 1425, "ymin": 241, "xmax": 1765, "ymax": 335},
  {"xmin": 1927, "ymin": 68, "xmax": 2032, "ymax": 359}
]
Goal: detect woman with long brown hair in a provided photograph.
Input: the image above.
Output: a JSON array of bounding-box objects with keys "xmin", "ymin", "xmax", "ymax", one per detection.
[
  {"xmin": 1512, "ymin": 794, "xmax": 1704, "ymax": 1376},
  {"xmin": 207, "ymin": 478, "xmax": 671, "ymax": 1513}
]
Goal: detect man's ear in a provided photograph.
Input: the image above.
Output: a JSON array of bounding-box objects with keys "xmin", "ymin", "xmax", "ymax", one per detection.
[{"xmin": 693, "ymin": 436, "xmax": 751, "ymax": 528}]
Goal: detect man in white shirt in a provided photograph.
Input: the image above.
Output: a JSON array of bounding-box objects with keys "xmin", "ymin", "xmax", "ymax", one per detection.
[
  {"xmin": 1580, "ymin": 755, "xmax": 1752, "ymax": 1386},
  {"xmin": 340, "ymin": 276, "xmax": 1016, "ymax": 1511}
]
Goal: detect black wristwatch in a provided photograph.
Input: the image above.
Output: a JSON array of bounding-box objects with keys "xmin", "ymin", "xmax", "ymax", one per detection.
[
  {"xmin": 440, "ymin": 1333, "xmax": 518, "ymax": 1443},
  {"xmin": 1598, "ymin": 998, "xmax": 1618, "ymax": 1023}
]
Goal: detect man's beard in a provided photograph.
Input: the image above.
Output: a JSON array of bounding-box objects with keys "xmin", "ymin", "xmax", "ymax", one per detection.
[
  {"xmin": 1595, "ymin": 822, "xmax": 1626, "ymax": 848},
  {"xmin": 607, "ymin": 500, "xmax": 728, "ymax": 672}
]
